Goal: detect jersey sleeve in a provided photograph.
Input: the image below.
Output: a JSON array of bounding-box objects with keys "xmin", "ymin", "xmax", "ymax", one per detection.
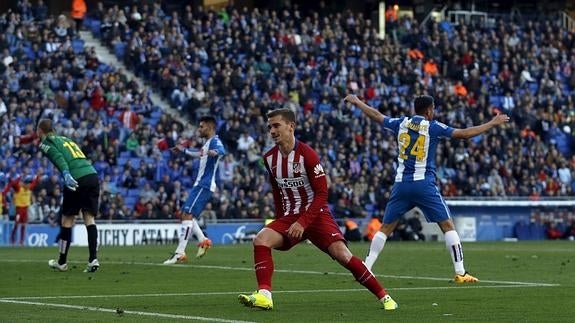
[
  {"xmin": 382, "ymin": 116, "xmax": 404, "ymax": 134},
  {"xmin": 210, "ymin": 137, "xmax": 226, "ymax": 156},
  {"xmin": 430, "ymin": 120, "xmax": 455, "ymax": 138},
  {"xmin": 297, "ymin": 146, "xmax": 328, "ymax": 229}
]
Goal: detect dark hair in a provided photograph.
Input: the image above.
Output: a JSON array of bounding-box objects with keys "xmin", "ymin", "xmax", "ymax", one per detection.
[
  {"xmin": 199, "ymin": 115, "xmax": 217, "ymax": 127},
  {"xmin": 37, "ymin": 118, "xmax": 54, "ymax": 134},
  {"xmin": 266, "ymin": 108, "xmax": 296, "ymax": 123},
  {"xmin": 413, "ymin": 95, "xmax": 434, "ymax": 115}
]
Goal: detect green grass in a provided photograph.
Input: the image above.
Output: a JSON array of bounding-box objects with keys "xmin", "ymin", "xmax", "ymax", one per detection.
[{"xmin": 1, "ymin": 241, "xmax": 574, "ymax": 322}]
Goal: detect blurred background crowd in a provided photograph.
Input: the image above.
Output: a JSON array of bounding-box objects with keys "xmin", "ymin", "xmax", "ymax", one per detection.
[{"xmin": 0, "ymin": 1, "xmax": 574, "ymax": 239}]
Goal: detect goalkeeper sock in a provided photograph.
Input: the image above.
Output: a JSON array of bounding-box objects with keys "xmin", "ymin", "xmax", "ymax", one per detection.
[
  {"xmin": 87, "ymin": 224, "xmax": 98, "ymax": 262},
  {"xmin": 57, "ymin": 227, "xmax": 72, "ymax": 265},
  {"xmin": 445, "ymin": 230, "xmax": 465, "ymax": 275},
  {"xmin": 175, "ymin": 220, "xmax": 193, "ymax": 254}
]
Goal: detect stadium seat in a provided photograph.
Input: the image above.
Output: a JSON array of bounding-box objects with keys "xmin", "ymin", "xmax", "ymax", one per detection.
[
  {"xmin": 119, "ymin": 151, "xmax": 131, "ymax": 158},
  {"xmin": 151, "ymin": 110, "xmax": 163, "ymax": 119},
  {"xmin": 365, "ymin": 204, "xmax": 375, "ymax": 216},
  {"xmin": 117, "ymin": 156, "xmax": 129, "ymax": 166},
  {"xmin": 72, "ymin": 39, "xmax": 85, "ymax": 54},
  {"xmin": 129, "ymin": 158, "xmax": 141, "ymax": 169},
  {"xmin": 124, "ymin": 196, "xmax": 137, "ymax": 208},
  {"xmin": 113, "ymin": 42, "xmax": 127, "ymax": 60},
  {"xmin": 91, "ymin": 20, "xmax": 102, "ymax": 38},
  {"xmin": 397, "ymin": 85, "xmax": 410, "ymax": 95}
]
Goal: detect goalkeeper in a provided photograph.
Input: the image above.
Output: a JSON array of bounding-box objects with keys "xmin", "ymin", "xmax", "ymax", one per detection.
[{"xmin": 37, "ymin": 119, "xmax": 100, "ymax": 273}]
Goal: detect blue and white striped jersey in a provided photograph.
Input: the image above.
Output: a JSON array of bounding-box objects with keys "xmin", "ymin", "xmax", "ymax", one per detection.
[
  {"xmin": 382, "ymin": 115, "xmax": 454, "ymax": 182},
  {"xmin": 194, "ymin": 135, "xmax": 226, "ymax": 191}
]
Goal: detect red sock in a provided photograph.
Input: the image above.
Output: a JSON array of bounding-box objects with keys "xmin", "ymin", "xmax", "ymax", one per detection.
[
  {"xmin": 345, "ymin": 256, "xmax": 387, "ymax": 300},
  {"xmin": 254, "ymin": 245, "xmax": 274, "ymax": 291}
]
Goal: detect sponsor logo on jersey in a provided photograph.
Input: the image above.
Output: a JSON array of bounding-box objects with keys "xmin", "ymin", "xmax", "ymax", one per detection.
[
  {"xmin": 291, "ymin": 162, "xmax": 302, "ymax": 174},
  {"xmin": 276, "ymin": 177, "xmax": 305, "ymax": 188}
]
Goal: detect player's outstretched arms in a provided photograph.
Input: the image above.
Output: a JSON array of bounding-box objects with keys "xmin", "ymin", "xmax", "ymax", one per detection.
[
  {"xmin": 344, "ymin": 94, "xmax": 387, "ymax": 124},
  {"xmin": 452, "ymin": 113, "xmax": 510, "ymax": 140}
]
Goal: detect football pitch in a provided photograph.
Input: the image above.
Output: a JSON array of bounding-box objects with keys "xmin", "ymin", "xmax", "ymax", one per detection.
[{"xmin": 0, "ymin": 241, "xmax": 573, "ymax": 322}]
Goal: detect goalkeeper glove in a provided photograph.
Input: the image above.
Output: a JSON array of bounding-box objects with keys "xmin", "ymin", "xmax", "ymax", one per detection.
[{"xmin": 63, "ymin": 171, "xmax": 78, "ymax": 191}]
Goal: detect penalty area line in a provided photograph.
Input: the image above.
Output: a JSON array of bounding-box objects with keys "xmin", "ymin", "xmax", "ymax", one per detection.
[{"xmin": 0, "ymin": 299, "xmax": 256, "ymax": 323}]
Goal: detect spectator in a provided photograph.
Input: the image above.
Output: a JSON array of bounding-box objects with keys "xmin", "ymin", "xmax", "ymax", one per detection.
[
  {"xmin": 71, "ymin": 0, "xmax": 87, "ymax": 34},
  {"xmin": 3, "ymin": 174, "xmax": 40, "ymax": 245},
  {"xmin": 546, "ymin": 221, "xmax": 563, "ymax": 240},
  {"xmin": 343, "ymin": 217, "xmax": 362, "ymax": 242},
  {"xmin": 363, "ymin": 215, "xmax": 382, "ymax": 242}
]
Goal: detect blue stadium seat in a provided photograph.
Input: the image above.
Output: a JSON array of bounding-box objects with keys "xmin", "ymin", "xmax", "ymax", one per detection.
[
  {"xmin": 143, "ymin": 157, "xmax": 155, "ymax": 165},
  {"xmin": 129, "ymin": 158, "xmax": 141, "ymax": 169},
  {"xmin": 72, "ymin": 39, "xmax": 85, "ymax": 54},
  {"xmin": 91, "ymin": 20, "xmax": 102, "ymax": 38},
  {"xmin": 114, "ymin": 42, "xmax": 127, "ymax": 60},
  {"xmin": 124, "ymin": 196, "xmax": 137, "ymax": 208},
  {"xmin": 117, "ymin": 156, "xmax": 129, "ymax": 166},
  {"xmin": 151, "ymin": 110, "xmax": 163, "ymax": 119},
  {"xmin": 365, "ymin": 204, "xmax": 375, "ymax": 216},
  {"xmin": 127, "ymin": 189, "xmax": 140, "ymax": 197},
  {"xmin": 489, "ymin": 95, "xmax": 503, "ymax": 106}
]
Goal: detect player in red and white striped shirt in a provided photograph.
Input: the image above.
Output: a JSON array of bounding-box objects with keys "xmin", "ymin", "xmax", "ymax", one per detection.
[{"xmin": 238, "ymin": 108, "xmax": 398, "ymax": 311}]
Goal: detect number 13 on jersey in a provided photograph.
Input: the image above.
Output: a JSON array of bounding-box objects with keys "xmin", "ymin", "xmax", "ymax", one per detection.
[{"xmin": 63, "ymin": 141, "xmax": 86, "ymax": 159}]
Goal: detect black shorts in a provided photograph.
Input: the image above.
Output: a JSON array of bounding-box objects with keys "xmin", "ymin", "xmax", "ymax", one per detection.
[{"xmin": 62, "ymin": 173, "xmax": 100, "ymax": 217}]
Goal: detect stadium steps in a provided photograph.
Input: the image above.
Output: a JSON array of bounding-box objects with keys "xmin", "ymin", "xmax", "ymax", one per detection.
[{"xmin": 78, "ymin": 31, "xmax": 187, "ymax": 125}]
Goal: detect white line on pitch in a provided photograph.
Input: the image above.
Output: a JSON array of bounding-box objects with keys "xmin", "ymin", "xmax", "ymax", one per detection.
[
  {"xmin": 0, "ymin": 259, "xmax": 559, "ymax": 287},
  {"xmin": 0, "ymin": 284, "xmax": 557, "ymax": 301},
  {"xmin": 0, "ymin": 299, "xmax": 256, "ymax": 323}
]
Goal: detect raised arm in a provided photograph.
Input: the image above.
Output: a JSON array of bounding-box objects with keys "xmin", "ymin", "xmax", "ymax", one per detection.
[
  {"xmin": 344, "ymin": 94, "xmax": 387, "ymax": 124},
  {"xmin": 452, "ymin": 114, "xmax": 510, "ymax": 139}
]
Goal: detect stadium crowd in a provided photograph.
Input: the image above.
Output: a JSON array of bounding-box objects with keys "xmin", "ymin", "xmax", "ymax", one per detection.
[{"xmin": 0, "ymin": 1, "xmax": 574, "ymax": 238}]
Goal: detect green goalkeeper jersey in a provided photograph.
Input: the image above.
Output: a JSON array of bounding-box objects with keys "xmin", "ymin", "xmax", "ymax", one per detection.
[{"xmin": 39, "ymin": 134, "xmax": 97, "ymax": 179}]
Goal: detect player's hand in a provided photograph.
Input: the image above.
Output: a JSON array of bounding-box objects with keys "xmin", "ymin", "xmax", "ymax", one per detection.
[
  {"xmin": 492, "ymin": 113, "xmax": 511, "ymax": 126},
  {"xmin": 287, "ymin": 221, "xmax": 304, "ymax": 240},
  {"xmin": 171, "ymin": 144, "xmax": 185, "ymax": 153},
  {"xmin": 207, "ymin": 150, "xmax": 218, "ymax": 157},
  {"xmin": 63, "ymin": 171, "xmax": 78, "ymax": 191},
  {"xmin": 343, "ymin": 94, "xmax": 362, "ymax": 106}
]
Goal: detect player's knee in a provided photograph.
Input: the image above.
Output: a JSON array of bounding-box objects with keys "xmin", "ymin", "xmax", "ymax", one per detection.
[{"xmin": 253, "ymin": 229, "xmax": 281, "ymax": 248}]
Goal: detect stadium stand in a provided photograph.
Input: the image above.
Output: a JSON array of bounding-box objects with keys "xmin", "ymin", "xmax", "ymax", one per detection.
[{"xmin": 1, "ymin": 1, "xmax": 574, "ymax": 240}]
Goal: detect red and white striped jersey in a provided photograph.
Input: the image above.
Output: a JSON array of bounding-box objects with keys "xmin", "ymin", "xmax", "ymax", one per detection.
[{"xmin": 263, "ymin": 140, "xmax": 329, "ymax": 229}]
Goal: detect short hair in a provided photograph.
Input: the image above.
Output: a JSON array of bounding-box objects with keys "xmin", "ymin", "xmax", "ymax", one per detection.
[
  {"xmin": 37, "ymin": 119, "xmax": 54, "ymax": 134},
  {"xmin": 267, "ymin": 108, "xmax": 296, "ymax": 123},
  {"xmin": 199, "ymin": 115, "xmax": 217, "ymax": 127},
  {"xmin": 413, "ymin": 95, "xmax": 434, "ymax": 115}
]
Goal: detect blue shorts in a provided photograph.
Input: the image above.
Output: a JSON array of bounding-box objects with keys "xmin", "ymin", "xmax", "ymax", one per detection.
[
  {"xmin": 383, "ymin": 180, "xmax": 451, "ymax": 224},
  {"xmin": 181, "ymin": 186, "xmax": 212, "ymax": 217}
]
